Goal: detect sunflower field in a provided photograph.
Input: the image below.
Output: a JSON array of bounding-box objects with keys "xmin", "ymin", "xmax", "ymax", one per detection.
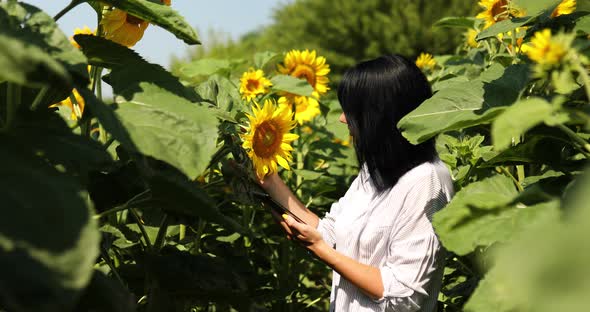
[{"xmin": 1, "ymin": 0, "xmax": 589, "ymax": 311}]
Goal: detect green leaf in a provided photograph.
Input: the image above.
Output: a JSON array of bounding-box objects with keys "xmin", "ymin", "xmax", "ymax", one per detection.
[
  {"xmin": 78, "ymin": 88, "xmax": 137, "ymax": 151},
  {"xmin": 476, "ymin": 17, "xmax": 535, "ymax": 41},
  {"xmin": 0, "ymin": 34, "xmax": 70, "ymax": 89},
  {"xmin": 196, "ymin": 75, "xmax": 244, "ymax": 113},
  {"xmin": 294, "ymin": 169, "xmax": 324, "ymax": 180},
  {"xmin": 144, "ymin": 249, "xmax": 248, "ymax": 300},
  {"xmin": 254, "ymin": 51, "xmax": 280, "ymax": 69},
  {"xmin": 270, "ymin": 74, "xmax": 314, "ymax": 97},
  {"xmin": 0, "ymin": 2, "xmax": 88, "ymax": 89},
  {"xmin": 485, "ymin": 127, "xmax": 577, "ymax": 167},
  {"xmin": 179, "ymin": 58, "xmax": 232, "ymax": 79},
  {"xmin": 492, "ymin": 97, "xmax": 554, "ymax": 151},
  {"xmin": 114, "ymin": 83, "xmax": 219, "ymax": 179},
  {"xmin": 0, "ymin": 147, "xmax": 100, "ymax": 310},
  {"xmin": 433, "ymin": 17, "xmax": 476, "ymax": 29},
  {"xmin": 6, "ymin": 110, "xmax": 112, "ymax": 173},
  {"xmin": 573, "ymin": 13, "xmax": 590, "ymax": 35},
  {"xmin": 433, "ymin": 174, "xmax": 559, "ymax": 255},
  {"xmin": 552, "ymin": 70, "xmax": 580, "ymax": 94},
  {"xmin": 142, "ymin": 161, "xmax": 243, "ymax": 231},
  {"xmin": 74, "ymin": 34, "xmax": 147, "ymax": 68},
  {"xmin": 100, "ymin": 0, "xmax": 200, "ymax": 45},
  {"xmin": 74, "ymin": 270, "xmax": 136, "ymax": 312},
  {"xmin": 512, "ymin": 0, "xmax": 561, "ymax": 16},
  {"xmin": 399, "ymin": 64, "xmax": 529, "ymax": 144},
  {"xmin": 464, "ymin": 168, "xmax": 590, "ymax": 312},
  {"xmin": 75, "ymin": 35, "xmax": 199, "ymax": 102}
]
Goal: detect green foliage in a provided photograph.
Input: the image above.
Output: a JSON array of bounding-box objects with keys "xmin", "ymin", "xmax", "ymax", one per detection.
[
  {"xmin": 179, "ymin": 0, "xmax": 479, "ymax": 83},
  {"xmin": 99, "ymin": 0, "xmax": 200, "ymax": 45},
  {"xmin": 2, "ymin": 0, "xmax": 589, "ymax": 311},
  {"xmin": 399, "ymin": 64, "xmax": 530, "ymax": 144}
]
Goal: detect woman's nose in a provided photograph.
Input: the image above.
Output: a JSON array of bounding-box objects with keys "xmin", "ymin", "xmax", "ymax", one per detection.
[{"xmin": 339, "ymin": 113, "xmax": 347, "ymax": 124}]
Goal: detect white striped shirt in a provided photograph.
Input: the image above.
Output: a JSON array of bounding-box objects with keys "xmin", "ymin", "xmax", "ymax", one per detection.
[{"xmin": 317, "ymin": 159, "xmax": 453, "ymax": 312}]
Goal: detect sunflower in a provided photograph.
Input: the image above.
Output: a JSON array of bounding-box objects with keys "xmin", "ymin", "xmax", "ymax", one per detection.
[
  {"xmin": 241, "ymin": 99, "xmax": 299, "ymax": 178},
  {"xmin": 101, "ymin": 8, "xmax": 149, "ymax": 47},
  {"xmin": 551, "ymin": 0, "xmax": 576, "ymax": 18},
  {"xmin": 239, "ymin": 68, "xmax": 272, "ymax": 102},
  {"xmin": 69, "ymin": 26, "xmax": 95, "ymax": 49},
  {"xmin": 277, "ymin": 49, "xmax": 330, "ymax": 98},
  {"xmin": 524, "ymin": 29, "xmax": 568, "ymax": 66},
  {"xmin": 278, "ymin": 95, "xmax": 320, "ymax": 125},
  {"xmin": 415, "ymin": 53, "xmax": 436, "ymax": 70},
  {"xmin": 465, "ymin": 29, "xmax": 480, "ymax": 48},
  {"xmin": 476, "ymin": 0, "xmax": 524, "ymax": 29},
  {"xmin": 51, "ymin": 89, "xmax": 85, "ymax": 121}
]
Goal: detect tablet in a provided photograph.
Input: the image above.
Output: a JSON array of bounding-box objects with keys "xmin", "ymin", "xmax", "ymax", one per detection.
[{"xmin": 251, "ymin": 190, "xmax": 307, "ymax": 225}]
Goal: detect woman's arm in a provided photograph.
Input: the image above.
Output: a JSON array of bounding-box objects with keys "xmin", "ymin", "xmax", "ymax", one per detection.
[
  {"xmin": 282, "ymin": 214, "xmax": 385, "ymax": 300},
  {"xmin": 260, "ymin": 173, "xmax": 320, "ymax": 227}
]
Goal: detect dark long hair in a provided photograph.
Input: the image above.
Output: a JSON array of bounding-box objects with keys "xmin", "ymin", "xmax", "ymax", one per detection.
[{"xmin": 337, "ymin": 54, "xmax": 437, "ymax": 193}]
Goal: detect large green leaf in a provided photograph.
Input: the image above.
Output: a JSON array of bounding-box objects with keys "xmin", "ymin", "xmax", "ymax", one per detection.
[
  {"xmin": 491, "ymin": 97, "xmax": 554, "ymax": 151},
  {"xmin": 433, "ymin": 17, "xmax": 476, "ymax": 29},
  {"xmin": 0, "ymin": 33, "xmax": 70, "ymax": 89},
  {"xmin": 76, "ymin": 34, "xmax": 199, "ymax": 101},
  {"xmin": 100, "ymin": 0, "xmax": 200, "ymax": 45},
  {"xmin": 4, "ymin": 110, "xmax": 112, "ymax": 173},
  {"xmin": 178, "ymin": 58, "xmax": 232, "ymax": 79},
  {"xmin": 432, "ymin": 174, "xmax": 560, "ymax": 255},
  {"xmin": 113, "ymin": 83, "xmax": 219, "ymax": 179},
  {"xmin": 139, "ymin": 159, "xmax": 243, "ymax": 231},
  {"xmin": 270, "ymin": 74, "xmax": 314, "ymax": 97},
  {"xmin": 0, "ymin": 2, "xmax": 88, "ymax": 89},
  {"xmin": 465, "ymin": 168, "xmax": 590, "ymax": 312},
  {"xmin": 485, "ymin": 126, "xmax": 578, "ymax": 168},
  {"xmin": 196, "ymin": 75, "xmax": 244, "ymax": 114},
  {"xmin": 398, "ymin": 64, "xmax": 529, "ymax": 144},
  {"xmin": 0, "ymin": 147, "xmax": 100, "ymax": 311}
]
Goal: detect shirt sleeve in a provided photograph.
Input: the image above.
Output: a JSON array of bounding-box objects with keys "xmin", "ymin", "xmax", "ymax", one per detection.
[
  {"xmin": 316, "ymin": 176, "xmax": 360, "ymax": 247},
  {"xmin": 316, "ymin": 200, "xmax": 341, "ymax": 247},
  {"xmin": 373, "ymin": 173, "xmax": 449, "ymax": 311}
]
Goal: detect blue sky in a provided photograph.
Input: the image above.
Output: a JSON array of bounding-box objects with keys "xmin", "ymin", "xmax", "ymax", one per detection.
[{"xmin": 29, "ymin": 0, "xmax": 292, "ymax": 68}]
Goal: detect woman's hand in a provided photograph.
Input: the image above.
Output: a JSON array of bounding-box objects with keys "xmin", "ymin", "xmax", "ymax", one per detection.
[{"xmin": 282, "ymin": 214, "xmax": 325, "ymax": 254}]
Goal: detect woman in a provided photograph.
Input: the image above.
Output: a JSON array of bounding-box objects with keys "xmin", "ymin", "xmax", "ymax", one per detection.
[{"xmin": 260, "ymin": 54, "xmax": 454, "ymax": 312}]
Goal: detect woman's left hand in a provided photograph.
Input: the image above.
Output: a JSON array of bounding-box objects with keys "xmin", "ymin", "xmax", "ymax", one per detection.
[{"xmin": 282, "ymin": 214, "xmax": 325, "ymax": 254}]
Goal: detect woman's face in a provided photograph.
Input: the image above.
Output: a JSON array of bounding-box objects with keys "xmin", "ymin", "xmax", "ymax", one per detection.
[
  {"xmin": 339, "ymin": 112, "xmax": 347, "ymax": 124},
  {"xmin": 339, "ymin": 112, "xmax": 353, "ymax": 137}
]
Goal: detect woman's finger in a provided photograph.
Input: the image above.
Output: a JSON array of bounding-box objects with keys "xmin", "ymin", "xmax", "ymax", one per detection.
[
  {"xmin": 270, "ymin": 208, "xmax": 294, "ymax": 236},
  {"xmin": 282, "ymin": 214, "xmax": 306, "ymax": 233}
]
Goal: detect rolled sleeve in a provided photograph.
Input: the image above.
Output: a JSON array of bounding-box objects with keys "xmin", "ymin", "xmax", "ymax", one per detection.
[
  {"xmin": 373, "ymin": 234, "xmax": 442, "ymax": 311},
  {"xmin": 316, "ymin": 201, "xmax": 340, "ymax": 247},
  {"xmin": 371, "ymin": 175, "xmax": 448, "ymax": 311}
]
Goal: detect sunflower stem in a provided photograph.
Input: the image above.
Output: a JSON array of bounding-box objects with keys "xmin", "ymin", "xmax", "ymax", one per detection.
[
  {"xmin": 572, "ymin": 56, "xmax": 590, "ymax": 102},
  {"xmin": 295, "ymin": 127, "xmax": 304, "ymax": 198},
  {"xmin": 30, "ymin": 86, "xmax": 49, "ymax": 111},
  {"xmin": 54, "ymin": 0, "xmax": 84, "ymax": 21},
  {"xmin": 557, "ymin": 124, "xmax": 590, "ymax": 155},
  {"xmin": 1, "ymin": 83, "xmax": 21, "ymax": 133},
  {"xmin": 499, "ymin": 166, "xmax": 523, "ymax": 192},
  {"xmin": 130, "ymin": 208, "xmax": 153, "ymax": 250}
]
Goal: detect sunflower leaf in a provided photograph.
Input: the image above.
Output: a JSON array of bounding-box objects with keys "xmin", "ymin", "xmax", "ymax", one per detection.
[
  {"xmin": 0, "ymin": 2, "xmax": 88, "ymax": 89},
  {"xmin": 100, "ymin": 0, "xmax": 200, "ymax": 45},
  {"xmin": 398, "ymin": 64, "xmax": 529, "ymax": 144},
  {"xmin": 433, "ymin": 17, "xmax": 476, "ymax": 29},
  {"xmin": 0, "ymin": 144, "xmax": 100, "ymax": 311},
  {"xmin": 270, "ymin": 75, "xmax": 314, "ymax": 97},
  {"xmin": 491, "ymin": 97, "xmax": 554, "ymax": 151}
]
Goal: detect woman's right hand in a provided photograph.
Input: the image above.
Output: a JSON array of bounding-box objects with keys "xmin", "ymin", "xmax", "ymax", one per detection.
[{"xmin": 269, "ymin": 205, "xmax": 294, "ymax": 239}]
